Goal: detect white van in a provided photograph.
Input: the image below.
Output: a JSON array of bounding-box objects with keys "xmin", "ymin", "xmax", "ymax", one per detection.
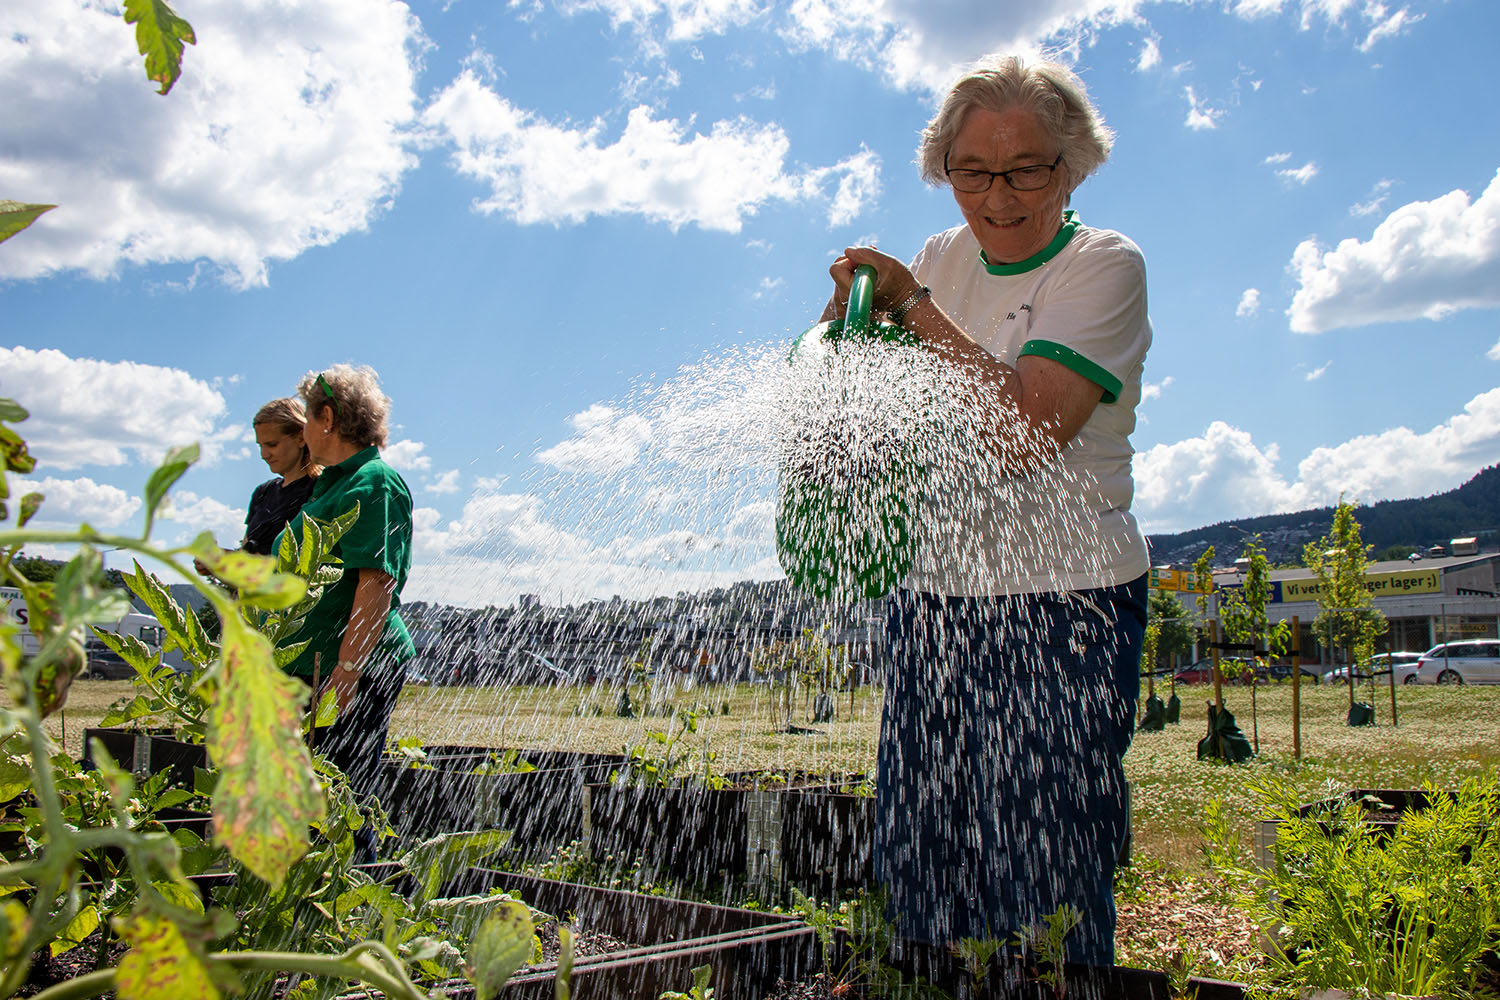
[
  {"xmin": 1412, "ymin": 639, "xmax": 1500, "ymax": 685},
  {"xmin": 0, "ymin": 587, "xmax": 186, "ymax": 673}
]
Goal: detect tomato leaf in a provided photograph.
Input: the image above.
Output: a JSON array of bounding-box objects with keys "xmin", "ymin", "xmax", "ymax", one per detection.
[
  {"xmin": 120, "ymin": 0, "xmax": 197, "ymax": 96},
  {"xmin": 207, "ymin": 621, "xmax": 325, "ymax": 888}
]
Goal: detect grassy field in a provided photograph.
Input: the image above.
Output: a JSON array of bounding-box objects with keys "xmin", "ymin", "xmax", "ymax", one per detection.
[{"xmin": 42, "ymin": 675, "xmax": 1500, "ymax": 872}]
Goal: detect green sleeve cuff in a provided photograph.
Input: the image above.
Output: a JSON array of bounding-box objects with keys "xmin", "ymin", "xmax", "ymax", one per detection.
[{"xmin": 1018, "ymin": 339, "xmax": 1122, "ymax": 404}]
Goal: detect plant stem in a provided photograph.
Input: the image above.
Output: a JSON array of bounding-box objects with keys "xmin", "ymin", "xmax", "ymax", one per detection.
[{"xmin": 27, "ymin": 968, "xmax": 116, "ymax": 1000}]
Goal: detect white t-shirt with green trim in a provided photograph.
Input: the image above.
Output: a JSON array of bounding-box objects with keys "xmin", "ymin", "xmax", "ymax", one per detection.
[{"xmin": 903, "ymin": 212, "xmax": 1151, "ymax": 596}]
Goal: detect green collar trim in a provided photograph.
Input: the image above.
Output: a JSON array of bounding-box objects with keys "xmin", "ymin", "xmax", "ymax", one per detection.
[
  {"xmin": 313, "ymin": 445, "xmax": 380, "ymax": 496},
  {"xmin": 979, "ymin": 210, "xmax": 1079, "ymax": 275}
]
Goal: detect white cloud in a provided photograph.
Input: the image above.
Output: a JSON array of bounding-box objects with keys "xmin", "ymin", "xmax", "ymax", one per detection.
[
  {"xmin": 1183, "ymin": 86, "xmax": 1224, "ymax": 130},
  {"xmin": 1304, "ymin": 361, "xmax": 1332, "ymax": 381},
  {"xmin": 426, "ymin": 470, "xmax": 462, "ymax": 495},
  {"xmin": 424, "ymin": 69, "xmax": 881, "ymax": 232},
  {"xmin": 1140, "ymin": 375, "xmax": 1174, "ymax": 401},
  {"xmin": 0, "ymin": 347, "xmax": 230, "ymax": 471},
  {"xmin": 1276, "ymin": 161, "xmax": 1319, "ymax": 185},
  {"xmin": 0, "ymin": 0, "xmax": 423, "ymax": 288},
  {"xmin": 384, "ymin": 440, "xmax": 433, "ymax": 472},
  {"xmin": 1230, "ymin": 0, "xmax": 1421, "ymax": 51},
  {"xmin": 1236, "ymin": 288, "xmax": 1261, "ymax": 318},
  {"xmin": 753, "ymin": 276, "xmax": 786, "ymax": 300},
  {"xmin": 1359, "ymin": 4, "xmax": 1422, "ymax": 50},
  {"xmin": 1263, "ymin": 151, "xmax": 1292, "ymax": 165},
  {"xmin": 1288, "ymin": 168, "xmax": 1500, "ymax": 333},
  {"xmin": 1136, "ymin": 35, "xmax": 1161, "ymax": 71},
  {"xmin": 1135, "ymin": 388, "xmax": 1500, "ymax": 532},
  {"xmin": 1487, "ymin": 338, "xmax": 1500, "ymax": 362},
  {"xmin": 1350, "ymin": 179, "xmax": 1394, "ymax": 217},
  {"xmin": 159, "ymin": 490, "xmax": 246, "ymax": 547},
  {"xmin": 536, "ymin": 405, "xmax": 654, "ymax": 474},
  {"xmin": 11, "ymin": 476, "xmax": 142, "ymax": 529},
  {"xmin": 551, "ymin": 0, "xmax": 767, "ymax": 42}
]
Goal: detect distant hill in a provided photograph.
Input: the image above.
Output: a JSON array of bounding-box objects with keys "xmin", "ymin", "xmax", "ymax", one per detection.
[{"xmin": 1146, "ymin": 464, "xmax": 1500, "ymax": 566}]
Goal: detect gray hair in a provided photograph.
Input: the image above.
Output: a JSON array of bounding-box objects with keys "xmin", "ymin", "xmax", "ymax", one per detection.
[
  {"xmin": 298, "ymin": 363, "xmax": 390, "ymax": 449},
  {"xmin": 918, "ymin": 54, "xmax": 1114, "ymax": 195}
]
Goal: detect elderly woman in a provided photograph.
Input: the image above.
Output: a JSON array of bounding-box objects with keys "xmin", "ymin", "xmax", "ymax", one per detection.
[
  {"xmin": 825, "ymin": 56, "xmax": 1149, "ymax": 964},
  {"xmin": 280, "ymin": 364, "xmax": 415, "ymax": 797},
  {"xmin": 242, "ymin": 398, "xmax": 319, "ymax": 555}
]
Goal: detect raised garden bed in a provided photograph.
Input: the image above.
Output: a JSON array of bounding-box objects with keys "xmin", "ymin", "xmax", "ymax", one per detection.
[
  {"xmin": 777, "ymin": 788, "xmax": 873, "ymax": 895},
  {"xmin": 80, "ymin": 726, "xmax": 207, "ymax": 789},
  {"xmin": 377, "ymin": 745, "xmax": 625, "ymax": 855},
  {"xmin": 585, "ymin": 771, "xmax": 869, "ymax": 889},
  {"xmin": 352, "ymin": 865, "xmax": 817, "ymax": 999},
  {"xmin": 1252, "ymin": 787, "xmax": 1470, "ymax": 868}
]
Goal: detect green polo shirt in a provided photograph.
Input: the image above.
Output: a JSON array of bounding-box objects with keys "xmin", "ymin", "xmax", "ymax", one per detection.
[{"xmin": 278, "ymin": 446, "xmax": 415, "ymax": 679}]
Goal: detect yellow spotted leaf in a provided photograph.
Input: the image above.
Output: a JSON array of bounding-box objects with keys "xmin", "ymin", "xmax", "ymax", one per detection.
[
  {"xmin": 113, "ymin": 909, "xmax": 221, "ymax": 1000},
  {"xmin": 208, "ymin": 621, "xmax": 324, "ymax": 888},
  {"xmin": 465, "ymin": 900, "xmax": 534, "ymax": 998}
]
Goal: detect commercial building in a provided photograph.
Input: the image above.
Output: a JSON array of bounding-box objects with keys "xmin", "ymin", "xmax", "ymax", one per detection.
[{"xmin": 1206, "ymin": 549, "xmax": 1500, "ymax": 665}]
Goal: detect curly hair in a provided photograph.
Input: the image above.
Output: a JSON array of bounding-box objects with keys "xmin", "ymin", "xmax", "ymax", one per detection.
[
  {"xmin": 297, "ymin": 364, "xmax": 390, "ymax": 449},
  {"xmin": 918, "ymin": 54, "xmax": 1114, "ymax": 196}
]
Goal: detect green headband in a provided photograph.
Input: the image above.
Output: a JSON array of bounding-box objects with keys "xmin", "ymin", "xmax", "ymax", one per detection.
[{"xmin": 316, "ymin": 373, "xmax": 341, "ymax": 415}]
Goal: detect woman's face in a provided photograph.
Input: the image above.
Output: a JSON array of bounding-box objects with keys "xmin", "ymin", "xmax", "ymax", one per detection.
[
  {"xmin": 948, "ymin": 106, "xmax": 1071, "ymax": 264},
  {"xmin": 302, "ymin": 404, "xmax": 338, "ymax": 466},
  {"xmin": 255, "ymin": 423, "xmax": 304, "ymax": 478}
]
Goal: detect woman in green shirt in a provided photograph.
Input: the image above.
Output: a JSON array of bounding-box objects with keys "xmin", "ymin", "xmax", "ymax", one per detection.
[{"xmin": 281, "ymin": 363, "xmax": 415, "ymax": 797}]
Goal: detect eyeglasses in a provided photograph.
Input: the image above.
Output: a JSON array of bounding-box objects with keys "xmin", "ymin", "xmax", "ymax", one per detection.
[
  {"xmin": 316, "ymin": 373, "xmax": 341, "ymax": 415},
  {"xmin": 944, "ymin": 152, "xmax": 1063, "ymax": 194}
]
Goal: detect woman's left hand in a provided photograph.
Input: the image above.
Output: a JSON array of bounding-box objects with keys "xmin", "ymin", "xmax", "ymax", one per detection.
[
  {"xmin": 829, "ymin": 245, "xmax": 923, "ymax": 316},
  {"xmin": 324, "ymin": 662, "xmax": 361, "ymax": 713}
]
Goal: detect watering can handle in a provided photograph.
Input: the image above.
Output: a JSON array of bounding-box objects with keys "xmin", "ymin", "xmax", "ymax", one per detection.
[{"xmin": 846, "ymin": 264, "xmax": 876, "ymax": 337}]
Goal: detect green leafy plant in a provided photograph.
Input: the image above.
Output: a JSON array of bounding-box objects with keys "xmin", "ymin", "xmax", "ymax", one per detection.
[
  {"xmin": 1012, "ymin": 904, "xmax": 1081, "ymax": 999},
  {"xmin": 659, "ymin": 962, "xmax": 714, "ymax": 1000},
  {"xmin": 1203, "ymin": 776, "xmax": 1500, "ymax": 998},
  {"xmin": 950, "ymin": 934, "xmax": 1005, "ymax": 984},
  {"xmin": 615, "ymin": 708, "xmax": 727, "ymax": 790},
  {"xmin": 789, "ymin": 887, "xmax": 945, "ymax": 999},
  {"xmin": 0, "ymin": 403, "xmax": 572, "ymax": 1000}
]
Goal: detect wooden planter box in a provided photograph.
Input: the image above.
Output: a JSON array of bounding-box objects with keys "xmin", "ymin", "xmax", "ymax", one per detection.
[
  {"xmin": 821, "ymin": 934, "xmax": 1205, "ymax": 999},
  {"xmin": 778, "ymin": 788, "xmax": 874, "ymax": 895},
  {"xmin": 345, "ymin": 865, "xmax": 816, "ymax": 999},
  {"xmin": 584, "ymin": 780, "xmax": 750, "ymax": 884},
  {"xmin": 378, "ymin": 746, "xmax": 624, "ymax": 855},
  {"xmin": 583, "ymin": 772, "xmax": 866, "ymax": 888},
  {"xmin": 80, "ymin": 727, "xmax": 207, "ymax": 789},
  {"xmin": 1253, "ymin": 787, "xmax": 1455, "ymax": 868}
]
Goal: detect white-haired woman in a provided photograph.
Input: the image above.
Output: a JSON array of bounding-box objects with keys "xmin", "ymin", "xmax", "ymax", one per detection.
[
  {"xmin": 824, "ymin": 55, "xmax": 1150, "ymax": 964},
  {"xmin": 280, "ymin": 364, "xmax": 415, "ymax": 807}
]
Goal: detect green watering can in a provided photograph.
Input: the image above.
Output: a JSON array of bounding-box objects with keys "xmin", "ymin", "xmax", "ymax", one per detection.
[{"xmin": 775, "ymin": 265, "xmax": 923, "ymax": 602}]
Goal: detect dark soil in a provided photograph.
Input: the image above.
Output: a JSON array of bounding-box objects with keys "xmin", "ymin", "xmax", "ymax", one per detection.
[
  {"xmin": 765, "ymin": 972, "xmax": 858, "ymax": 999},
  {"xmin": 535, "ymin": 921, "xmax": 637, "ymax": 963}
]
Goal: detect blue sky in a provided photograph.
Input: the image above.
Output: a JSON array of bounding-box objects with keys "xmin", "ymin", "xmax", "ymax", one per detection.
[{"xmin": 3, "ymin": 0, "xmax": 1499, "ymax": 605}]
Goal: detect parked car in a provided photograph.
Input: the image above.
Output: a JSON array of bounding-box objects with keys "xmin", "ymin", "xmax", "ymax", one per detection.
[
  {"xmin": 1264, "ymin": 662, "xmax": 1321, "ymax": 684},
  {"xmin": 1173, "ymin": 661, "xmax": 1215, "ymax": 685},
  {"xmin": 1410, "ymin": 640, "xmax": 1500, "ymax": 685},
  {"xmin": 1322, "ymin": 652, "xmax": 1424, "ymax": 685},
  {"xmin": 1173, "ymin": 658, "xmax": 1257, "ymax": 685},
  {"xmin": 82, "ymin": 637, "xmax": 133, "ymax": 680}
]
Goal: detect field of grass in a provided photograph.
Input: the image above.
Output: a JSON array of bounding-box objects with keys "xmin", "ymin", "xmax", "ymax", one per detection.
[{"xmin": 42, "ymin": 675, "xmax": 1500, "ymax": 873}]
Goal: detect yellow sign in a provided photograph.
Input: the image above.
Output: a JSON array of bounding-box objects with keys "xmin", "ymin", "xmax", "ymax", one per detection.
[
  {"xmin": 1280, "ymin": 569, "xmax": 1441, "ymax": 603},
  {"xmin": 1149, "ymin": 568, "xmax": 1210, "ymax": 593}
]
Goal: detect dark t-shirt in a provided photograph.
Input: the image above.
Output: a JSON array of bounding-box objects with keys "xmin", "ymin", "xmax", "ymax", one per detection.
[{"xmin": 243, "ymin": 476, "xmax": 317, "ymax": 555}]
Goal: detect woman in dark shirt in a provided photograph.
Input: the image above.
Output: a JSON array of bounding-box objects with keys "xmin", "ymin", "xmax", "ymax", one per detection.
[{"xmin": 242, "ymin": 397, "xmax": 318, "ymax": 554}]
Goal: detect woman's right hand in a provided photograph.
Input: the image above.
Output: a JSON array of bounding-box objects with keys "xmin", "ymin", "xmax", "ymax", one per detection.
[{"xmin": 828, "ymin": 245, "xmax": 923, "ymax": 317}]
